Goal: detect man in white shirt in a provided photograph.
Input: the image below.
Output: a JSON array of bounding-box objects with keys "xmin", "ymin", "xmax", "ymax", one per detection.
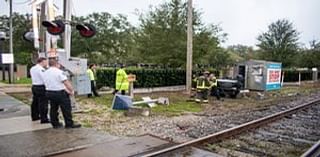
[
  {"xmin": 43, "ymin": 58, "xmax": 81, "ymax": 129},
  {"xmin": 30, "ymin": 57, "xmax": 49, "ymax": 123}
]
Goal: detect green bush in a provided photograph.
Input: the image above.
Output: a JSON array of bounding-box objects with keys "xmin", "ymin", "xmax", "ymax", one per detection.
[
  {"xmin": 96, "ymin": 68, "xmax": 187, "ymax": 88},
  {"xmin": 96, "ymin": 68, "xmax": 316, "ymax": 88},
  {"xmin": 1, "ymin": 77, "xmax": 32, "ymax": 84}
]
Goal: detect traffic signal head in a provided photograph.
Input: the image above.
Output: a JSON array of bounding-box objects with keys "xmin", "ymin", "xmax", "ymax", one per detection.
[
  {"xmin": 42, "ymin": 20, "xmax": 65, "ymax": 35},
  {"xmin": 76, "ymin": 23, "xmax": 96, "ymax": 38}
]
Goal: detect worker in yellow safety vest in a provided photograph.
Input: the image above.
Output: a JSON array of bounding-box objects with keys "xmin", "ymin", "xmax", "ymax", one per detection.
[
  {"xmin": 113, "ymin": 65, "xmax": 129, "ymax": 95},
  {"xmin": 190, "ymin": 74, "xmax": 198, "ymax": 98},
  {"xmin": 209, "ymin": 73, "xmax": 221, "ymax": 100},
  {"xmin": 87, "ymin": 64, "xmax": 100, "ymax": 97},
  {"xmin": 195, "ymin": 71, "xmax": 212, "ymax": 103}
]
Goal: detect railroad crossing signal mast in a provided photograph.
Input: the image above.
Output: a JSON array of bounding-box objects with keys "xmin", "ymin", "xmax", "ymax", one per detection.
[{"xmin": 30, "ymin": 0, "xmax": 96, "ymax": 109}]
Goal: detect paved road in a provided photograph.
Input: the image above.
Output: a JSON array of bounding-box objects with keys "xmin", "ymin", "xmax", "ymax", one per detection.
[
  {"xmin": 0, "ymin": 92, "xmax": 119, "ymax": 157},
  {"xmin": 0, "ymin": 91, "xmax": 174, "ymax": 157}
]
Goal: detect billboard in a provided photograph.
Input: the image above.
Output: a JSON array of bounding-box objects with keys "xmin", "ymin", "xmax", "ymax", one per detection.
[{"xmin": 266, "ymin": 63, "xmax": 282, "ymax": 91}]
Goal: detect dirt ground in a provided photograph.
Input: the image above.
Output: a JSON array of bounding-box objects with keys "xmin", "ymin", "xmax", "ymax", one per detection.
[{"xmin": 8, "ymin": 82, "xmax": 320, "ymax": 142}]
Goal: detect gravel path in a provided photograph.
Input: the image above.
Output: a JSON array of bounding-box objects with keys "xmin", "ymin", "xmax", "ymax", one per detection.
[
  {"xmin": 205, "ymin": 100, "xmax": 320, "ymax": 157},
  {"xmin": 75, "ymin": 90, "xmax": 320, "ymax": 143}
]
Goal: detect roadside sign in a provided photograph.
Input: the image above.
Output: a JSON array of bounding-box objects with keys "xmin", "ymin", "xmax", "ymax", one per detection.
[
  {"xmin": 128, "ymin": 74, "xmax": 136, "ymax": 82},
  {"xmin": 1, "ymin": 53, "xmax": 14, "ymax": 64},
  {"xmin": 266, "ymin": 63, "xmax": 282, "ymax": 91}
]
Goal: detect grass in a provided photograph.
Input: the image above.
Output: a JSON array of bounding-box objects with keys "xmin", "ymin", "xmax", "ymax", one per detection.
[
  {"xmin": 91, "ymin": 95, "xmax": 114, "ymax": 108},
  {"xmin": 132, "ymin": 93, "xmax": 203, "ymax": 116},
  {"xmin": 9, "ymin": 93, "xmax": 32, "ymax": 105},
  {"xmin": 1, "ymin": 77, "xmax": 32, "ymax": 84},
  {"xmin": 81, "ymin": 119, "xmax": 93, "ymax": 128},
  {"xmin": 77, "ymin": 92, "xmax": 203, "ymax": 117}
]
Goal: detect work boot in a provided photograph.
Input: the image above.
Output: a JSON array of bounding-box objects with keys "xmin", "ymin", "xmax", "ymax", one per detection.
[
  {"xmin": 52, "ymin": 123, "xmax": 63, "ymax": 129},
  {"xmin": 41, "ymin": 119, "xmax": 50, "ymax": 124},
  {"xmin": 65, "ymin": 123, "xmax": 82, "ymax": 129},
  {"xmin": 32, "ymin": 117, "xmax": 40, "ymax": 121}
]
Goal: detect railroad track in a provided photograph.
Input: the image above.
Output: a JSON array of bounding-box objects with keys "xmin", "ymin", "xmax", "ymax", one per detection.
[{"xmin": 138, "ymin": 98, "xmax": 320, "ymax": 157}]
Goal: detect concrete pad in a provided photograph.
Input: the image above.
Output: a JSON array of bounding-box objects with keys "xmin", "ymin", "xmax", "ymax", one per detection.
[
  {"xmin": 0, "ymin": 92, "xmax": 30, "ymax": 119},
  {"xmin": 0, "ymin": 128, "xmax": 119, "ymax": 157},
  {"xmin": 0, "ymin": 116, "xmax": 51, "ymax": 136},
  {"xmin": 53, "ymin": 135, "xmax": 172, "ymax": 157}
]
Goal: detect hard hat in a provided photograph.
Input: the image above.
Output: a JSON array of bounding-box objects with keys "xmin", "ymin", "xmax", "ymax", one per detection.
[{"xmin": 204, "ymin": 71, "xmax": 210, "ymax": 74}]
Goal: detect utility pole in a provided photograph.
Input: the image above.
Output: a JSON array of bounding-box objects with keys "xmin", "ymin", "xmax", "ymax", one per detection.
[
  {"xmin": 186, "ymin": 0, "xmax": 193, "ymax": 94},
  {"xmin": 9, "ymin": 0, "xmax": 14, "ymax": 84}
]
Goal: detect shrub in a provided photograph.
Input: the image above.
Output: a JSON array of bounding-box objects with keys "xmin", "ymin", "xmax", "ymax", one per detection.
[{"xmin": 96, "ymin": 68, "xmax": 187, "ymax": 88}]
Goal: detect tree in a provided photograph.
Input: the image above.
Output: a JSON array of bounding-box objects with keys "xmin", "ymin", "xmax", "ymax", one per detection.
[
  {"xmin": 71, "ymin": 13, "xmax": 135, "ymax": 64},
  {"xmin": 295, "ymin": 40, "xmax": 320, "ymax": 68},
  {"xmin": 257, "ymin": 19, "xmax": 300, "ymax": 67},
  {"xmin": 135, "ymin": 0, "xmax": 226, "ymax": 67},
  {"xmin": 0, "ymin": 13, "xmax": 34, "ymax": 65},
  {"xmin": 227, "ymin": 44, "xmax": 255, "ymax": 60}
]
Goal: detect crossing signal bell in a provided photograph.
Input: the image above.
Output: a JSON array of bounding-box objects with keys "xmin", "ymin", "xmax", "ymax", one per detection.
[
  {"xmin": 42, "ymin": 20, "xmax": 65, "ymax": 35},
  {"xmin": 23, "ymin": 31, "xmax": 34, "ymax": 42},
  {"xmin": 0, "ymin": 32, "xmax": 6, "ymax": 41},
  {"xmin": 76, "ymin": 23, "xmax": 96, "ymax": 38}
]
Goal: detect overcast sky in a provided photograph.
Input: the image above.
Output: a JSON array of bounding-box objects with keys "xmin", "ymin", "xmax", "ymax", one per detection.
[{"xmin": 1, "ymin": 0, "xmax": 319, "ymax": 47}]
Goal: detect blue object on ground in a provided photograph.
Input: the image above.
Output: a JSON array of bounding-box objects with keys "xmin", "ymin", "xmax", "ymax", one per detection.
[{"xmin": 112, "ymin": 94, "xmax": 133, "ymax": 110}]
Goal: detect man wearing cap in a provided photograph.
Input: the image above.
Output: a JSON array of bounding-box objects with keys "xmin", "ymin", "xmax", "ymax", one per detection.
[
  {"xmin": 30, "ymin": 57, "xmax": 50, "ymax": 123},
  {"xmin": 195, "ymin": 70, "xmax": 212, "ymax": 103},
  {"xmin": 43, "ymin": 58, "xmax": 81, "ymax": 129}
]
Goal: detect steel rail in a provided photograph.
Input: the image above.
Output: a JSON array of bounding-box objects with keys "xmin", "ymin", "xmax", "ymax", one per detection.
[
  {"xmin": 141, "ymin": 98, "xmax": 320, "ymax": 157},
  {"xmin": 301, "ymin": 140, "xmax": 320, "ymax": 157}
]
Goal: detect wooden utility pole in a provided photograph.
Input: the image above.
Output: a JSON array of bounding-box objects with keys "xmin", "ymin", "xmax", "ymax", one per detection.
[{"xmin": 186, "ymin": 0, "xmax": 193, "ymax": 93}]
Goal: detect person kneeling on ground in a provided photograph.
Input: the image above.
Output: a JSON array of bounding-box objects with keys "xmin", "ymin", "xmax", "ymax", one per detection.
[
  {"xmin": 209, "ymin": 73, "xmax": 221, "ymax": 100},
  {"xmin": 195, "ymin": 71, "xmax": 212, "ymax": 103}
]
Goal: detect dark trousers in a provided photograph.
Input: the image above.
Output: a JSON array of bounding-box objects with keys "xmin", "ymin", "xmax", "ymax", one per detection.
[
  {"xmin": 196, "ymin": 89, "xmax": 209, "ymax": 102},
  {"xmin": 113, "ymin": 90, "xmax": 126, "ymax": 95},
  {"xmin": 88, "ymin": 81, "xmax": 99, "ymax": 97},
  {"xmin": 46, "ymin": 90, "xmax": 74, "ymax": 127},
  {"xmin": 211, "ymin": 86, "xmax": 221, "ymax": 100},
  {"xmin": 31, "ymin": 85, "xmax": 49, "ymax": 122}
]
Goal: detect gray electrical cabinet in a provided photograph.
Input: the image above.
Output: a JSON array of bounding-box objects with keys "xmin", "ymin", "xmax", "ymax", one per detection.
[
  {"xmin": 57, "ymin": 49, "xmax": 91, "ymax": 95},
  {"xmin": 234, "ymin": 60, "xmax": 282, "ymax": 91},
  {"xmin": 72, "ymin": 74, "xmax": 91, "ymax": 95}
]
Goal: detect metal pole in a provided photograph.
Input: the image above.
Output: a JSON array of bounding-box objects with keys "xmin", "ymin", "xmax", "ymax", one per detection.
[
  {"xmin": 0, "ymin": 39, "xmax": 5, "ymax": 81},
  {"xmin": 186, "ymin": 0, "xmax": 193, "ymax": 94},
  {"xmin": 40, "ymin": 3, "xmax": 46, "ymax": 54},
  {"xmin": 63, "ymin": 0, "xmax": 72, "ymax": 59},
  {"xmin": 9, "ymin": 0, "xmax": 14, "ymax": 84}
]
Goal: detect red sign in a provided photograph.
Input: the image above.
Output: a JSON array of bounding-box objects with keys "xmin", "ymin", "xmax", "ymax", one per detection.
[{"xmin": 268, "ymin": 70, "xmax": 280, "ymax": 83}]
